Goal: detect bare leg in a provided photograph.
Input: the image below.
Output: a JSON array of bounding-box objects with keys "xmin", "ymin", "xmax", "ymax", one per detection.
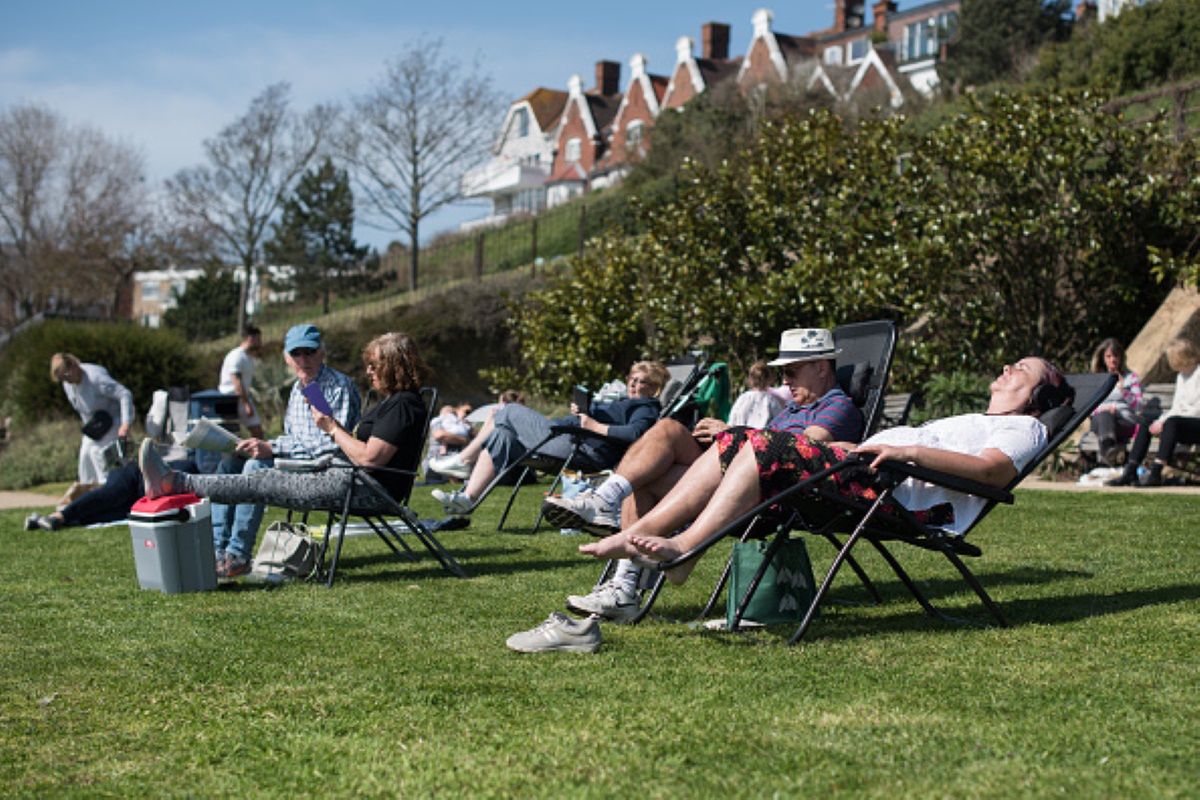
[
  {"xmin": 457, "ymin": 416, "xmax": 495, "ymax": 465},
  {"xmin": 611, "ymin": 419, "xmax": 705, "ymax": 524},
  {"xmin": 464, "ymin": 449, "xmax": 497, "ymax": 499},
  {"xmin": 627, "ymin": 444, "xmax": 764, "ymax": 583},
  {"xmin": 579, "ymin": 444, "xmax": 727, "ymax": 560}
]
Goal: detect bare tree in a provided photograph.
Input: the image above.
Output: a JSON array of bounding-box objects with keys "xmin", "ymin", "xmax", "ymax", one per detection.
[
  {"xmin": 166, "ymin": 83, "xmax": 334, "ymax": 331},
  {"xmin": 0, "ymin": 103, "xmax": 149, "ymax": 328},
  {"xmin": 342, "ymin": 39, "xmax": 503, "ymax": 290}
]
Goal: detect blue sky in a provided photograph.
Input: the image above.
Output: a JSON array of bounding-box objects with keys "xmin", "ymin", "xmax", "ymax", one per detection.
[{"xmin": 2, "ymin": 1, "xmax": 833, "ymax": 248}]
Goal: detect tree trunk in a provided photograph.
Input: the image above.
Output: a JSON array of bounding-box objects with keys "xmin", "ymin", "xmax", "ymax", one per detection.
[
  {"xmin": 408, "ymin": 218, "xmax": 419, "ymax": 292},
  {"xmin": 237, "ymin": 263, "xmax": 250, "ymax": 333}
]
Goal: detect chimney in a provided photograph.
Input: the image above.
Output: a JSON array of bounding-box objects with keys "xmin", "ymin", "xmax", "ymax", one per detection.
[
  {"xmin": 595, "ymin": 60, "xmax": 620, "ymax": 95},
  {"xmin": 873, "ymin": 0, "xmax": 897, "ymax": 34},
  {"xmin": 701, "ymin": 22, "xmax": 730, "ymax": 60},
  {"xmin": 835, "ymin": 1, "xmax": 866, "ymax": 32}
]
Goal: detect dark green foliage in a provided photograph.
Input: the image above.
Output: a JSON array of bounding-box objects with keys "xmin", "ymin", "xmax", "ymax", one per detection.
[
  {"xmin": 0, "ymin": 418, "xmax": 79, "ymax": 489},
  {"xmin": 264, "ymin": 157, "xmax": 375, "ymax": 314},
  {"xmin": 941, "ymin": 0, "xmax": 1072, "ymax": 87},
  {"xmin": 162, "ymin": 270, "xmax": 240, "ymax": 340},
  {"xmin": 0, "ymin": 319, "xmax": 200, "ymax": 424},
  {"xmin": 909, "ymin": 371, "xmax": 994, "ymax": 424},
  {"xmin": 507, "ymin": 89, "xmax": 1199, "ymax": 396},
  {"xmin": 1035, "ymin": 0, "xmax": 1200, "ymax": 92}
]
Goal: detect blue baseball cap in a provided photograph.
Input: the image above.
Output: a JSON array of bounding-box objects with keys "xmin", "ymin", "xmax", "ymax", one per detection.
[{"xmin": 284, "ymin": 324, "xmax": 322, "ymax": 353}]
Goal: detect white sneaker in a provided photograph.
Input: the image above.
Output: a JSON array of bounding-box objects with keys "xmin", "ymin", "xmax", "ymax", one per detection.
[
  {"xmin": 542, "ymin": 490, "xmax": 619, "ymax": 536},
  {"xmin": 505, "ymin": 612, "xmax": 601, "ymax": 653},
  {"xmin": 431, "ymin": 488, "xmax": 473, "ymax": 516},
  {"xmin": 566, "ymin": 581, "xmax": 640, "ymax": 623},
  {"xmin": 428, "ymin": 452, "xmax": 471, "ymax": 480}
]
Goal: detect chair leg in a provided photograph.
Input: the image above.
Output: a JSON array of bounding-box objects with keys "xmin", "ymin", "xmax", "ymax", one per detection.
[
  {"xmin": 497, "ymin": 467, "xmax": 532, "ymax": 532},
  {"xmin": 698, "ymin": 551, "xmax": 734, "ymax": 620},
  {"xmin": 819, "ymin": 530, "xmax": 884, "ymax": 604},
  {"xmin": 363, "ymin": 516, "xmax": 419, "ymax": 562},
  {"xmin": 788, "ymin": 489, "xmax": 892, "ymax": 645},
  {"xmin": 941, "ymin": 547, "xmax": 1010, "ymax": 627},
  {"xmin": 627, "ymin": 573, "xmax": 665, "ymax": 625},
  {"xmin": 866, "ymin": 539, "xmax": 947, "ymax": 621},
  {"xmin": 398, "ymin": 508, "xmax": 468, "ymax": 578}
]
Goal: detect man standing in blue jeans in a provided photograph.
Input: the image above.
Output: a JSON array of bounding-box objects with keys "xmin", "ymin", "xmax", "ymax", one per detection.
[{"xmin": 211, "ymin": 323, "xmax": 361, "ymax": 579}]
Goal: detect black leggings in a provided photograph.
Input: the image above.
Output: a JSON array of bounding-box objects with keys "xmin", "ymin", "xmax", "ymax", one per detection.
[{"xmin": 1128, "ymin": 416, "xmax": 1200, "ymax": 464}]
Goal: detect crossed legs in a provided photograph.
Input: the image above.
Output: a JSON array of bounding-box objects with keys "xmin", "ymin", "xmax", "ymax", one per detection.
[{"xmin": 579, "ymin": 442, "xmax": 764, "ymax": 584}]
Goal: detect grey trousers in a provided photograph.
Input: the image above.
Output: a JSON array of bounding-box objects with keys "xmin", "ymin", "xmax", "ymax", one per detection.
[
  {"xmin": 484, "ymin": 403, "xmax": 576, "ymax": 471},
  {"xmin": 182, "ymin": 467, "xmax": 396, "ymax": 515}
]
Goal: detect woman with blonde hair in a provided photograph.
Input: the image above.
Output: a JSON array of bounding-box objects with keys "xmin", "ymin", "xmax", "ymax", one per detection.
[
  {"xmin": 141, "ymin": 332, "xmax": 431, "ymax": 509},
  {"xmin": 1109, "ymin": 337, "xmax": 1200, "ymax": 486},
  {"xmin": 429, "ymin": 361, "xmax": 671, "ymax": 516}
]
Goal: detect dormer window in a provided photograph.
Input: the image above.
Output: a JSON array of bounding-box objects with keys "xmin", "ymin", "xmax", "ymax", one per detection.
[
  {"xmin": 565, "ymin": 137, "xmax": 582, "ymax": 163},
  {"xmin": 509, "ymin": 107, "xmax": 530, "ymax": 139},
  {"xmin": 626, "ymin": 121, "xmax": 644, "ymax": 150},
  {"xmin": 824, "ymin": 46, "xmax": 843, "ymax": 65}
]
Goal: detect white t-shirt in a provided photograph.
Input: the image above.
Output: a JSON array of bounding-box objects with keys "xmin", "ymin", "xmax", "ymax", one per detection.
[
  {"xmin": 863, "ymin": 414, "xmax": 1047, "ymax": 535},
  {"xmin": 728, "ymin": 389, "xmax": 786, "ymax": 428},
  {"xmin": 219, "ymin": 346, "xmax": 256, "ymax": 396}
]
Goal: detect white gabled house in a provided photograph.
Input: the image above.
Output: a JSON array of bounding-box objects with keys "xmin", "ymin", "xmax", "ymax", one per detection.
[{"xmin": 460, "ymin": 87, "xmax": 568, "ymax": 228}]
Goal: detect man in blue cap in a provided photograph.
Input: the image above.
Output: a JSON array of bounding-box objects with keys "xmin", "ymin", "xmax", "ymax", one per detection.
[{"xmin": 211, "ymin": 323, "xmax": 361, "ymax": 579}]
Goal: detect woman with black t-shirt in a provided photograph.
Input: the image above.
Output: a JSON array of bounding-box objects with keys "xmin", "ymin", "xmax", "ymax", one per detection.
[{"xmin": 139, "ymin": 333, "xmax": 430, "ymax": 513}]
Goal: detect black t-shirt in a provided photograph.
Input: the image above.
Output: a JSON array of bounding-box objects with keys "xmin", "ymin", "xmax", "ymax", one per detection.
[{"xmin": 353, "ymin": 390, "xmax": 427, "ymax": 500}]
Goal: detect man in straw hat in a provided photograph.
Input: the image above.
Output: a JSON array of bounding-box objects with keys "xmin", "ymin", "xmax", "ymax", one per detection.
[{"xmin": 518, "ymin": 328, "xmax": 862, "ymax": 641}]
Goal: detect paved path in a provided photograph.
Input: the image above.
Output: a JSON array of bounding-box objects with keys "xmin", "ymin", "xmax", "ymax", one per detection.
[
  {"xmin": 1018, "ymin": 477, "xmax": 1200, "ymax": 494},
  {"xmin": 0, "ymin": 491, "xmax": 59, "ymax": 510}
]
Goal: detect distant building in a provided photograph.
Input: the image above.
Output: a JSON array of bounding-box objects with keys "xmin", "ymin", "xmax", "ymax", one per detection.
[
  {"xmin": 460, "ymin": 87, "xmax": 568, "ymax": 229},
  {"xmin": 131, "ymin": 265, "xmax": 295, "ymax": 328},
  {"xmin": 545, "ymin": 62, "xmax": 623, "ymax": 208},
  {"xmin": 1098, "ymin": 0, "xmax": 1154, "ymax": 21}
]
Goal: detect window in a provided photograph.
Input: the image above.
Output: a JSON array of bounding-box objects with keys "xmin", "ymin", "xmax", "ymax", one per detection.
[
  {"xmin": 514, "ymin": 107, "xmax": 529, "ymax": 138},
  {"xmin": 564, "ymin": 137, "xmax": 581, "ymax": 163},
  {"xmin": 824, "ymin": 46, "xmax": 843, "ymax": 65},
  {"xmin": 626, "ymin": 121, "xmax": 644, "ymax": 150},
  {"xmin": 903, "ymin": 12, "xmax": 957, "ymax": 62},
  {"xmin": 141, "ymin": 282, "xmax": 160, "ymax": 301},
  {"xmin": 849, "ymin": 38, "xmax": 869, "ymax": 62}
]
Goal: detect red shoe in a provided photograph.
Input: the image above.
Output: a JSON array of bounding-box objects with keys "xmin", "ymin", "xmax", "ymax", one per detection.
[{"xmin": 217, "ymin": 556, "xmax": 251, "ymax": 581}]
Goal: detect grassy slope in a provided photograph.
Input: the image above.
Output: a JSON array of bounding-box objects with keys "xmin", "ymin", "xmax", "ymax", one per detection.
[{"xmin": 1, "ymin": 488, "xmax": 1196, "ymax": 797}]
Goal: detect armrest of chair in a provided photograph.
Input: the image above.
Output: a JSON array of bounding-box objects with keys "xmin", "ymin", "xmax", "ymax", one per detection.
[
  {"xmin": 548, "ymin": 424, "xmax": 625, "ymax": 447},
  {"xmin": 874, "ymin": 459, "xmax": 1014, "ymax": 504}
]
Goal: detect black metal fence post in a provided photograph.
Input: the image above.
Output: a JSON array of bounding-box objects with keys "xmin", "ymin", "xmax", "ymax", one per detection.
[
  {"xmin": 474, "ymin": 233, "xmax": 485, "ymax": 280},
  {"xmin": 531, "ymin": 218, "xmax": 538, "ymax": 276},
  {"xmin": 578, "ymin": 204, "xmax": 587, "ymax": 258}
]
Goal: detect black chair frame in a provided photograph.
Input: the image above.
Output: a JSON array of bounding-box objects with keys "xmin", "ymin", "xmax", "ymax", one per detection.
[{"xmin": 646, "ymin": 371, "xmax": 1117, "ymax": 643}]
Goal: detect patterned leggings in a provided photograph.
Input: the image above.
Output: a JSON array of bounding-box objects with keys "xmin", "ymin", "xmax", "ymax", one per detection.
[
  {"xmin": 714, "ymin": 427, "xmax": 953, "ymax": 527},
  {"xmin": 181, "ymin": 468, "xmax": 396, "ymax": 515}
]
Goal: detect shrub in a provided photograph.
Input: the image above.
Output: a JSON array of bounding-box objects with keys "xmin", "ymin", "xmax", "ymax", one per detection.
[
  {"xmin": 0, "ymin": 418, "xmax": 81, "ymax": 489},
  {"xmin": 909, "ymin": 371, "xmax": 994, "ymax": 424},
  {"xmin": 0, "ymin": 319, "xmax": 201, "ymax": 424}
]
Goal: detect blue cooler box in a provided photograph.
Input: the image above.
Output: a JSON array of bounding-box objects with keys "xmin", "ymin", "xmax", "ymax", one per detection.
[{"xmin": 128, "ymin": 494, "xmax": 217, "ymax": 593}]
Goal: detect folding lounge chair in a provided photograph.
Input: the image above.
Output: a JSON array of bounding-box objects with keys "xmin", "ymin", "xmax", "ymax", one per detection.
[
  {"xmin": 475, "ymin": 356, "xmax": 718, "ymax": 533},
  {"xmin": 650, "ymin": 371, "xmax": 1116, "ymax": 644},
  {"xmin": 312, "ymin": 387, "xmax": 468, "ymax": 585},
  {"xmin": 602, "ymin": 319, "xmax": 899, "ymax": 624}
]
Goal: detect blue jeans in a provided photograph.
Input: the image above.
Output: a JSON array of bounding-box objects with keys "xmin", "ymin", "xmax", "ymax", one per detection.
[{"xmin": 211, "ymin": 455, "xmax": 272, "ymax": 561}]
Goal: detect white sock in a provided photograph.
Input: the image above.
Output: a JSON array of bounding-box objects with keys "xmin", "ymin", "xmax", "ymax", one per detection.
[
  {"xmin": 594, "ymin": 474, "xmax": 633, "ymax": 509},
  {"xmin": 612, "ymin": 559, "xmax": 642, "ymax": 594}
]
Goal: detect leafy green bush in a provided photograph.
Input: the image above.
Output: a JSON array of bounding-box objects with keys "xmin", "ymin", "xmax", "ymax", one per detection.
[
  {"xmin": 909, "ymin": 371, "xmax": 994, "ymax": 425},
  {"xmin": 0, "ymin": 319, "xmax": 201, "ymax": 424},
  {"xmin": 0, "ymin": 418, "xmax": 81, "ymax": 489}
]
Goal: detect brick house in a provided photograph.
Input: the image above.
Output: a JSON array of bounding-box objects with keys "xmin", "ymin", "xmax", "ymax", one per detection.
[
  {"xmin": 592, "ymin": 53, "xmax": 669, "ymax": 186},
  {"xmin": 460, "ymin": 87, "xmax": 568, "ymax": 227},
  {"xmin": 545, "ymin": 61, "xmax": 622, "ymax": 208},
  {"xmin": 661, "ymin": 22, "xmax": 741, "ymax": 110},
  {"xmin": 736, "ymin": 8, "xmax": 818, "ymax": 92}
]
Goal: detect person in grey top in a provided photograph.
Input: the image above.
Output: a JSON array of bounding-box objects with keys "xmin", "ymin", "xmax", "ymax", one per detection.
[{"xmin": 51, "ymin": 353, "xmax": 134, "ymax": 484}]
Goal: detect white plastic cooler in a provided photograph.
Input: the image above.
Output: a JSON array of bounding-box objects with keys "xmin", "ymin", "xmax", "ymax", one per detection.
[{"xmin": 128, "ymin": 493, "xmax": 217, "ymax": 593}]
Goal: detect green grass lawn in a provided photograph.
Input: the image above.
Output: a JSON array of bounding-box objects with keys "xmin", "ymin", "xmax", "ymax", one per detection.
[{"xmin": 1, "ymin": 487, "xmax": 1196, "ymax": 797}]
